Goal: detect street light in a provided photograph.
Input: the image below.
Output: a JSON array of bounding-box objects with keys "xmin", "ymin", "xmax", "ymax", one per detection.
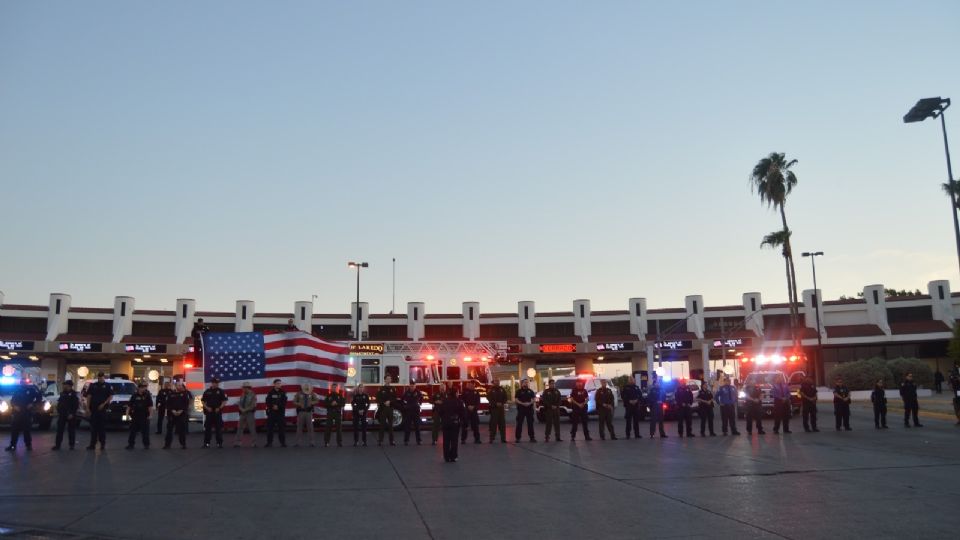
[
  {"xmin": 904, "ymin": 97, "xmax": 958, "ymax": 277},
  {"xmin": 801, "ymin": 251, "xmax": 824, "ymax": 385},
  {"xmin": 347, "ymin": 261, "xmax": 369, "ymax": 340}
]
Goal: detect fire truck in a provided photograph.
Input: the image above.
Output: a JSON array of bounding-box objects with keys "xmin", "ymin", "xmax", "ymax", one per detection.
[{"xmin": 736, "ymin": 353, "xmax": 806, "ymax": 416}]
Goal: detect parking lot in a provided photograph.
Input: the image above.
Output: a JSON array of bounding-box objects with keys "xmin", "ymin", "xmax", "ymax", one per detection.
[{"xmin": 1, "ymin": 408, "xmax": 958, "ymax": 540}]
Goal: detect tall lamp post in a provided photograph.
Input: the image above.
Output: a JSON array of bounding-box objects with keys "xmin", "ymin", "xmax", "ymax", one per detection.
[
  {"xmin": 347, "ymin": 261, "xmax": 368, "ymax": 340},
  {"xmin": 801, "ymin": 251, "xmax": 824, "ymax": 385},
  {"xmin": 904, "ymin": 97, "xmax": 958, "ymax": 277}
]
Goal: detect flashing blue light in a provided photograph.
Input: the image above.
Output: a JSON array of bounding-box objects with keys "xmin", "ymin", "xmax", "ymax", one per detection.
[
  {"xmin": 661, "ymin": 373, "xmax": 673, "ymax": 382},
  {"xmin": 0, "ymin": 376, "xmax": 16, "ymax": 385}
]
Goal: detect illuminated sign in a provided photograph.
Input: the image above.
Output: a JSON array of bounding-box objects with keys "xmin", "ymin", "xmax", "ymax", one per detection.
[
  {"xmin": 595, "ymin": 342, "xmax": 634, "ymax": 352},
  {"xmin": 653, "ymin": 340, "xmax": 692, "ymax": 350},
  {"xmin": 58, "ymin": 342, "xmax": 103, "ymax": 353},
  {"xmin": 349, "ymin": 343, "xmax": 384, "ymax": 355},
  {"xmin": 0, "ymin": 340, "xmax": 34, "ymax": 351},
  {"xmin": 711, "ymin": 337, "xmax": 751, "ymax": 349},
  {"xmin": 124, "ymin": 344, "xmax": 167, "ymax": 354},
  {"xmin": 539, "ymin": 343, "xmax": 577, "ymax": 354}
]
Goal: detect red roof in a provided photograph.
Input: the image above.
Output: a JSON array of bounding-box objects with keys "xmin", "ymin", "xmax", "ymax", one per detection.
[
  {"xmin": 644, "ymin": 332, "xmax": 697, "ymax": 341},
  {"xmin": 587, "ymin": 334, "xmax": 638, "ymax": 343},
  {"xmin": 648, "ymin": 308, "xmax": 686, "ymax": 314},
  {"xmin": 313, "ymin": 314, "xmax": 351, "ymax": 320},
  {"xmin": 703, "ymin": 329, "xmax": 757, "ymax": 339},
  {"xmin": 369, "ymin": 314, "xmax": 407, "ymax": 319},
  {"xmin": 592, "ymin": 310, "xmax": 629, "ymax": 316},
  {"xmin": 424, "ymin": 314, "xmax": 462, "ymax": 319},
  {"xmin": 537, "ymin": 312, "xmax": 572, "ymax": 317},
  {"xmin": 531, "ymin": 336, "xmax": 581, "ymax": 344},
  {"xmin": 0, "ymin": 332, "xmax": 46, "ymax": 341},
  {"xmin": 480, "ymin": 313, "xmax": 517, "ymax": 319},
  {"xmin": 704, "ymin": 305, "xmax": 744, "ymax": 312},
  {"xmin": 887, "ymin": 295, "xmax": 931, "ymax": 302},
  {"xmin": 764, "ymin": 302, "xmax": 804, "ymax": 308},
  {"xmin": 255, "ymin": 312, "xmax": 293, "ymax": 318},
  {"xmin": 55, "ymin": 333, "xmax": 113, "ymax": 342},
  {"xmin": 822, "ymin": 298, "xmax": 866, "ymax": 306},
  {"xmin": 889, "ymin": 320, "xmax": 951, "ymax": 335},
  {"xmin": 825, "ymin": 324, "xmax": 885, "ymax": 338},
  {"xmin": 195, "ymin": 311, "xmax": 234, "ymax": 317}
]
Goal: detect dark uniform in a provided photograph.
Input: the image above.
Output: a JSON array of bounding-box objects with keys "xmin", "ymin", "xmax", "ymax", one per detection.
[
  {"xmin": 53, "ymin": 385, "xmax": 80, "ymax": 449},
  {"xmin": 799, "ymin": 381, "xmax": 818, "ymax": 432},
  {"xmin": 460, "ymin": 387, "xmax": 481, "ymax": 444},
  {"xmin": 871, "ymin": 385, "xmax": 888, "ymax": 429},
  {"xmin": 126, "ymin": 390, "xmax": 153, "ymax": 449},
  {"xmin": 745, "ymin": 384, "xmax": 765, "ymax": 434},
  {"xmin": 163, "ymin": 389, "xmax": 189, "ymax": 449},
  {"xmin": 595, "ymin": 386, "xmax": 617, "ymax": 440},
  {"xmin": 899, "ymin": 380, "xmax": 922, "ymax": 427},
  {"xmin": 833, "ymin": 384, "xmax": 851, "ymax": 431},
  {"xmin": 675, "ymin": 385, "xmax": 695, "ymax": 437},
  {"xmin": 265, "ymin": 386, "xmax": 288, "ymax": 447},
  {"xmin": 85, "ymin": 381, "xmax": 113, "ymax": 449},
  {"xmin": 155, "ymin": 386, "xmax": 171, "ymax": 434},
  {"xmin": 191, "ymin": 321, "xmax": 210, "ymax": 362},
  {"xmin": 401, "ymin": 388, "xmax": 422, "ymax": 445},
  {"xmin": 438, "ymin": 391, "xmax": 465, "ymax": 462},
  {"xmin": 621, "ymin": 382, "xmax": 642, "ymax": 439},
  {"xmin": 647, "ymin": 381, "xmax": 667, "ymax": 438},
  {"xmin": 351, "ymin": 390, "xmax": 371, "ymax": 446},
  {"xmin": 697, "ymin": 387, "xmax": 716, "ymax": 436},
  {"xmin": 325, "ymin": 389, "xmax": 345, "ymax": 446},
  {"xmin": 6, "ymin": 384, "xmax": 42, "ymax": 451},
  {"xmin": 430, "ymin": 390, "xmax": 444, "ymax": 444},
  {"xmin": 569, "ymin": 387, "xmax": 592, "ymax": 440},
  {"xmin": 201, "ymin": 386, "xmax": 228, "ymax": 447},
  {"xmin": 376, "ymin": 385, "xmax": 397, "ymax": 445},
  {"xmin": 539, "ymin": 386, "xmax": 560, "ymax": 442},
  {"xmin": 487, "ymin": 385, "xmax": 508, "ymax": 443}
]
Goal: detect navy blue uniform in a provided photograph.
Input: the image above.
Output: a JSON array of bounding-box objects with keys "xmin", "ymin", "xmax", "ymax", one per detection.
[
  {"xmin": 202, "ymin": 387, "xmax": 228, "ymax": 446},
  {"xmin": 84, "ymin": 381, "xmax": 113, "ymax": 449},
  {"xmin": 265, "ymin": 387, "xmax": 287, "ymax": 447},
  {"xmin": 745, "ymin": 384, "xmax": 765, "ymax": 434},
  {"xmin": 6, "ymin": 384, "xmax": 42, "ymax": 450},
  {"xmin": 54, "ymin": 388, "xmax": 80, "ymax": 449},
  {"xmin": 155, "ymin": 387, "xmax": 171, "ymax": 434},
  {"xmin": 697, "ymin": 388, "xmax": 716, "ymax": 436},
  {"xmin": 899, "ymin": 380, "xmax": 921, "ymax": 427},
  {"xmin": 163, "ymin": 390, "xmax": 189, "ymax": 448},
  {"xmin": 514, "ymin": 387, "xmax": 537, "ymax": 442},
  {"xmin": 460, "ymin": 388, "xmax": 481, "ymax": 443},
  {"xmin": 126, "ymin": 391, "xmax": 153, "ymax": 448},
  {"xmin": 621, "ymin": 383, "xmax": 642, "ymax": 438},
  {"xmin": 438, "ymin": 393, "xmax": 465, "ymax": 462},
  {"xmin": 871, "ymin": 386, "xmax": 888, "ymax": 428},
  {"xmin": 647, "ymin": 382, "xmax": 667, "ymax": 437},
  {"xmin": 833, "ymin": 385, "xmax": 851, "ymax": 431},
  {"xmin": 351, "ymin": 391, "xmax": 371, "ymax": 445},
  {"xmin": 402, "ymin": 389, "xmax": 423, "ymax": 444},
  {"xmin": 569, "ymin": 387, "xmax": 591, "ymax": 440},
  {"xmin": 675, "ymin": 385, "xmax": 695, "ymax": 437}
]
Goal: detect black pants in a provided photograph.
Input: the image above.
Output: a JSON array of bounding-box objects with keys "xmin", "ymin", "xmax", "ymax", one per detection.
[
  {"xmin": 128, "ymin": 415, "xmax": 150, "ymax": 448},
  {"xmin": 676, "ymin": 407, "xmax": 693, "ymax": 435},
  {"xmin": 204, "ymin": 412, "xmax": 223, "ymax": 445},
  {"xmin": 903, "ymin": 400, "xmax": 920, "ymax": 426},
  {"xmin": 802, "ymin": 402, "xmax": 818, "ymax": 431},
  {"xmin": 570, "ymin": 406, "xmax": 590, "ymax": 439},
  {"xmin": 403, "ymin": 408, "xmax": 421, "ymax": 443},
  {"xmin": 155, "ymin": 406, "xmax": 166, "ymax": 434},
  {"xmin": 773, "ymin": 400, "xmax": 791, "ymax": 432},
  {"xmin": 165, "ymin": 413, "xmax": 187, "ymax": 447},
  {"xmin": 515, "ymin": 406, "xmax": 535, "ymax": 441},
  {"xmin": 746, "ymin": 404, "xmax": 764, "ymax": 433},
  {"xmin": 352, "ymin": 410, "xmax": 368, "ymax": 443},
  {"xmin": 8, "ymin": 412, "xmax": 33, "ymax": 448},
  {"xmin": 624, "ymin": 404, "xmax": 641, "ymax": 437},
  {"xmin": 935, "ymin": 381, "xmax": 942, "ymax": 393},
  {"xmin": 873, "ymin": 404, "xmax": 887, "ymax": 427},
  {"xmin": 720, "ymin": 404, "xmax": 737, "ymax": 433},
  {"xmin": 699, "ymin": 406, "xmax": 715, "ymax": 435},
  {"xmin": 55, "ymin": 415, "xmax": 77, "ymax": 448},
  {"xmin": 442, "ymin": 423, "xmax": 460, "ymax": 461},
  {"xmin": 649, "ymin": 409, "xmax": 666, "ymax": 437},
  {"xmin": 89, "ymin": 408, "xmax": 108, "ymax": 448},
  {"xmin": 461, "ymin": 409, "xmax": 480, "ymax": 442},
  {"xmin": 266, "ymin": 412, "xmax": 286, "ymax": 445},
  {"xmin": 834, "ymin": 403, "xmax": 851, "ymax": 430}
]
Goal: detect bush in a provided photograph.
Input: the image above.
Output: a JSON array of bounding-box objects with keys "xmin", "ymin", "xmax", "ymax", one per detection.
[
  {"xmin": 886, "ymin": 357, "xmax": 933, "ymax": 388},
  {"xmin": 610, "ymin": 374, "xmax": 630, "ymax": 390},
  {"xmin": 831, "ymin": 357, "xmax": 933, "ymax": 391}
]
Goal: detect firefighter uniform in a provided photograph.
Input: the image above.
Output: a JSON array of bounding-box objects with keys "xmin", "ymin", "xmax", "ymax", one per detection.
[
  {"xmin": 53, "ymin": 383, "xmax": 80, "ymax": 450},
  {"xmin": 569, "ymin": 387, "xmax": 592, "ymax": 441},
  {"xmin": 126, "ymin": 388, "xmax": 153, "ymax": 449},
  {"xmin": 697, "ymin": 387, "xmax": 716, "ymax": 436},
  {"xmin": 833, "ymin": 384, "xmax": 851, "ymax": 431},
  {"xmin": 647, "ymin": 380, "xmax": 667, "ymax": 438},
  {"xmin": 163, "ymin": 389, "xmax": 190, "ymax": 449},
  {"xmin": 430, "ymin": 390, "xmax": 444, "ymax": 445},
  {"xmin": 265, "ymin": 386, "xmax": 288, "ymax": 447},
  {"xmin": 201, "ymin": 384, "xmax": 228, "ymax": 447},
  {"xmin": 799, "ymin": 380, "xmax": 819, "ymax": 432},
  {"xmin": 401, "ymin": 388, "xmax": 422, "ymax": 445},
  {"xmin": 324, "ymin": 389, "xmax": 345, "ymax": 446},
  {"xmin": 376, "ymin": 385, "xmax": 397, "ymax": 445},
  {"xmin": 621, "ymin": 382, "xmax": 642, "ymax": 439},
  {"xmin": 595, "ymin": 386, "xmax": 617, "ymax": 440},
  {"xmin": 5, "ymin": 383, "xmax": 42, "ymax": 451},
  {"xmin": 460, "ymin": 387, "xmax": 481, "ymax": 444},
  {"xmin": 515, "ymin": 386, "xmax": 538, "ymax": 442},
  {"xmin": 675, "ymin": 385, "xmax": 695, "ymax": 437},
  {"xmin": 487, "ymin": 385, "xmax": 508, "ymax": 443},
  {"xmin": 745, "ymin": 384, "xmax": 765, "ymax": 435},
  {"xmin": 85, "ymin": 379, "xmax": 113, "ymax": 450},
  {"xmin": 155, "ymin": 385, "xmax": 171, "ymax": 435},
  {"xmin": 351, "ymin": 390, "xmax": 371, "ymax": 446}
]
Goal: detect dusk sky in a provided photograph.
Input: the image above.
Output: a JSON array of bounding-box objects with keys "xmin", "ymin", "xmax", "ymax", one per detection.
[{"xmin": 2, "ymin": 1, "xmax": 959, "ymax": 315}]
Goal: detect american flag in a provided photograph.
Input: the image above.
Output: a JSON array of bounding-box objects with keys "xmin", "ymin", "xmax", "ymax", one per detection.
[{"xmin": 202, "ymin": 331, "xmax": 349, "ymax": 426}]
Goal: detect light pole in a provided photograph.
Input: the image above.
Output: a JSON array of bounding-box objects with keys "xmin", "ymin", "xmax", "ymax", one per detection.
[
  {"xmin": 904, "ymin": 97, "xmax": 958, "ymax": 277},
  {"xmin": 347, "ymin": 261, "xmax": 368, "ymax": 340},
  {"xmin": 801, "ymin": 251, "xmax": 824, "ymax": 385}
]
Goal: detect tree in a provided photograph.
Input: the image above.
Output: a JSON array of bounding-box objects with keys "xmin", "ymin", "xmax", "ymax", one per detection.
[
  {"xmin": 751, "ymin": 152, "xmax": 801, "ymax": 352},
  {"xmin": 760, "ymin": 229, "xmax": 794, "ymax": 334},
  {"xmin": 942, "ymin": 181, "xmax": 960, "ymax": 210}
]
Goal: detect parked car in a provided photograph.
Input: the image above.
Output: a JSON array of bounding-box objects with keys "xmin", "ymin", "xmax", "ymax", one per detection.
[
  {"xmin": 0, "ymin": 381, "xmax": 54, "ymax": 430},
  {"xmin": 535, "ymin": 375, "xmax": 620, "ymax": 422},
  {"xmin": 78, "ymin": 378, "xmax": 138, "ymax": 427}
]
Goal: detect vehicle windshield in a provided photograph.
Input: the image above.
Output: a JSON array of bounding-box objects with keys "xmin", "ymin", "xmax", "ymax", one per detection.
[
  {"xmin": 555, "ymin": 379, "xmax": 578, "ymax": 389},
  {"xmin": 745, "ymin": 373, "xmax": 786, "ymax": 386}
]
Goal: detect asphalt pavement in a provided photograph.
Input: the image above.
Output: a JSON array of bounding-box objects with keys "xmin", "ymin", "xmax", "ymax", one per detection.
[{"xmin": 1, "ymin": 406, "xmax": 958, "ymax": 540}]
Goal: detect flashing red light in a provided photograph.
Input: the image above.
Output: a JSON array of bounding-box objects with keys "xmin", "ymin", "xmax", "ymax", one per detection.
[
  {"xmin": 662, "ymin": 403, "xmax": 668, "ymax": 410},
  {"xmin": 184, "ymin": 362, "xmax": 194, "ymax": 369},
  {"xmin": 741, "ymin": 357, "xmax": 750, "ymax": 363},
  {"xmin": 789, "ymin": 355, "xmax": 798, "ymax": 362},
  {"xmin": 426, "ymin": 354, "xmax": 435, "ymax": 361},
  {"xmin": 464, "ymin": 356, "xmax": 472, "ymax": 362}
]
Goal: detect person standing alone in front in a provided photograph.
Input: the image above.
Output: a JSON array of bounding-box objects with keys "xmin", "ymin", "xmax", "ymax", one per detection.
[
  {"xmin": 52, "ymin": 380, "xmax": 80, "ymax": 450},
  {"xmin": 439, "ymin": 388, "xmax": 465, "ymax": 463},
  {"xmin": 799, "ymin": 376, "xmax": 818, "ymax": 432},
  {"xmin": 871, "ymin": 379, "xmax": 888, "ymax": 429},
  {"xmin": 163, "ymin": 382, "xmax": 189, "ymax": 449},
  {"xmin": 85, "ymin": 372, "xmax": 113, "ymax": 450},
  {"xmin": 125, "ymin": 382, "xmax": 153, "ymax": 449},
  {"xmin": 486, "ymin": 379, "xmax": 508, "ymax": 443},
  {"xmin": 265, "ymin": 379, "xmax": 287, "ymax": 448},
  {"xmin": 833, "ymin": 377, "xmax": 852, "ymax": 431},
  {"xmin": 900, "ymin": 372, "xmax": 923, "ymax": 428}
]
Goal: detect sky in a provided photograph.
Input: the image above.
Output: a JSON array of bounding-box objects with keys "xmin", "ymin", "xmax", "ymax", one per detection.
[{"xmin": 2, "ymin": 1, "xmax": 959, "ymax": 315}]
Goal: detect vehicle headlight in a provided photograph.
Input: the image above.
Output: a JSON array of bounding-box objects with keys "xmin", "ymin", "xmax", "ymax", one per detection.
[
  {"xmin": 738, "ymin": 391, "xmax": 746, "ymax": 399},
  {"xmin": 0, "ymin": 401, "xmax": 8, "ymax": 413},
  {"xmin": 43, "ymin": 400, "xmax": 52, "ymax": 412}
]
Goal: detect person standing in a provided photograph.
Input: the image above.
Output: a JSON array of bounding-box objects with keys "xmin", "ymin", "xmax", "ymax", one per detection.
[
  {"xmin": 293, "ymin": 384, "xmax": 318, "ymax": 447},
  {"xmin": 596, "ymin": 379, "xmax": 617, "ymax": 440},
  {"xmin": 162, "ymin": 382, "xmax": 189, "ymax": 449},
  {"xmin": 125, "ymin": 382, "xmax": 153, "ymax": 449},
  {"xmin": 771, "ymin": 377, "xmax": 793, "ymax": 434},
  {"xmin": 264, "ymin": 379, "xmax": 288, "ymax": 447},
  {"xmin": 675, "ymin": 382, "xmax": 695, "ymax": 437},
  {"xmin": 539, "ymin": 379, "xmax": 560, "ymax": 442},
  {"xmin": 716, "ymin": 376, "xmax": 740, "ymax": 436},
  {"xmin": 429, "ymin": 386, "xmax": 445, "ymax": 445},
  {"xmin": 324, "ymin": 382, "xmax": 345, "ymax": 447},
  {"xmin": 569, "ymin": 378, "xmax": 592, "ymax": 441},
  {"xmin": 376, "ymin": 377, "xmax": 397, "ymax": 446},
  {"xmin": 460, "ymin": 381, "xmax": 481, "ymax": 444},
  {"xmin": 833, "ymin": 377, "xmax": 852, "ymax": 431},
  {"xmin": 647, "ymin": 377, "xmax": 667, "ymax": 438},
  {"xmin": 486, "ymin": 379, "xmax": 508, "ymax": 443},
  {"xmin": 191, "ymin": 317, "xmax": 210, "ymax": 364},
  {"xmin": 696, "ymin": 381, "xmax": 716, "ymax": 436},
  {"xmin": 744, "ymin": 380, "xmax": 765, "ymax": 435},
  {"xmin": 621, "ymin": 376, "xmax": 642, "ymax": 439},
  {"xmin": 871, "ymin": 379, "xmax": 888, "ymax": 429},
  {"xmin": 401, "ymin": 384, "xmax": 422, "ymax": 445},
  {"xmin": 439, "ymin": 388, "xmax": 465, "ymax": 463},
  {"xmin": 351, "ymin": 384, "xmax": 371, "ymax": 446},
  {"xmin": 85, "ymin": 372, "xmax": 113, "ymax": 451},
  {"xmin": 899, "ymin": 373, "xmax": 923, "ymax": 428},
  {"xmin": 284, "ymin": 318, "xmax": 298, "ymax": 331},
  {"xmin": 799, "ymin": 376, "xmax": 819, "ymax": 432},
  {"xmin": 52, "ymin": 380, "xmax": 80, "ymax": 450},
  {"xmin": 934, "ymin": 369, "xmax": 944, "ymax": 394},
  {"xmin": 201, "ymin": 377, "xmax": 228, "ymax": 448},
  {"xmin": 5, "ymin": 374, "xmax": 42, "ymax": 452},
  {"xmin": 950, "ymin": 372, "xmax": 960, "ymax": 426},
  {"xmin": 233, "ymin": 382, "xmax": 258, "ymax": 447},
  {"xmin": 155, "ymin": 381, "xmax": 172, "ymax": 435}
]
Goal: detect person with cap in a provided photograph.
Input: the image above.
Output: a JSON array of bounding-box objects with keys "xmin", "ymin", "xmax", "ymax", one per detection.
[
  {"xmin": 5, "ymin": 373, "xmax": 43, "ymax": 452},
  {"xmin": 163, "ymin": 381, "xmax": 190, "ymax": 449},
  {"xmin": 233, "ymin": 381, "xmax": 259, "ymax": 447},
  {"xmin": 833, "ymin": 376, "xmax": 852, "ymax": 432},
  {"xmin": 799, "ymin": 376, "xmax": 819, "ymax": 433},
  {"xmin": 540, "ymin": 379, "xmax": 561, "ymax": 442},
  {"xmin": 376, "ymin": 377, "xmax": 397, "ymax": 446},
  {"xmin": 487, "ymin": 378, "xmax": 508, "ymax": 443},
  {"xmin": 716, "ymin": 376, "xmax": 740, "ymax": 435},
  {"xmin": 202, "ymin": 377, "xmax": 228, "ymax": 448},
  {"xmin": 460, "ymin": 381, "xmax": 481, "ymax": 444},
  {"xmin": 401, "ymin": 383, "xmax": 423, "ymax": 445},
  {"xmin": 125, "ymin": 382, "xmax": 153, "ymax": 449},
  {"xmin": 621, "ymin": 376, "xmax": 642, "ymax": 439},
  {"xmin": 438, "ymin": 388, "xmax": 465, "ymax": 463},
  {"xmin": 265, "ymin": 378, "xmax": 288, "ymax": 447},
  {"xmin": 52, "ymin": 379, "xmax": 80, "ymax": 450},
  {"xmin": 293, "ymin": 384, "xmax": 319, "ymax": 447},
  {"xmin": 696, "ymin": 380, "xmax": 717, "ymax": 437},
  {"xmin": 647, "ymin": 376, "xmax": 668, "ymax": 438},
  {"xmin": 324, "ymin": 382, "xmax": 345, "ymax": 447},
  {"xmin": 899, "ymin": 372, "xmax": 923, "ymax": 428},
  {"xmin": 84, "ymin": 371, "xmax": 113, "ymax": 450},
  {"xmin": 596, "ymin": 379, "xmax": 617, "ymax": 441},
  {"xmin": 155, "ymin": 380, "xmax": 172, "ymax": 435},
  {"xmin": 284, "ymin": 318, "xmax": 299, "ymax": 331},
  {"xmin": 351, "ymin": 383, "xmax": 371, "ymax": 446},
  {"xmin": 191, "ymin": 317, "xmax": 210, "ymax": 363},
  {"xmin": 569, "ymin": 378, "xmax": 592, "ymax": 441}
]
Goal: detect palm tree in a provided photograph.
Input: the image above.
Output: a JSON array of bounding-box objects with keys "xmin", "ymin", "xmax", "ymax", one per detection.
[
  {"xmin": 751, "ymin": 152, "xmax": 801, "ymax": 351},
  {"xmin": 942, "ymin": 181, "xmax": 959, "ymax": 209},
  {"xmin": 760, "ymin": 230, "xmax": 794, "ymax": 334}
]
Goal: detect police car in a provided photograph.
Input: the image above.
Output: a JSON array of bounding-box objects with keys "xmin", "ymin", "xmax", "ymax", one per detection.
[
  {"xmin": 535, "ymin": 375, "xmax": 620, "ymax": 422},
  {"xmin": 77, "ymin": 378, "xmax": 138, "ymax": 426},
  {"xmin": 0, "ymin": 378, "xmax": 54, "ymax": 430}
]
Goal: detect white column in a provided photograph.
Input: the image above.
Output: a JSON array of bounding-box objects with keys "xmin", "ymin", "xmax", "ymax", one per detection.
[
  {"xmin": 462, "ymin": 302, "xmax": 480, "ymax": 341},
  {"xmin": 629, "ymin": 297, "xmax": 647, "ymax": 341},
  {"xmin": 863, "ymin": 284, "xmax": 891, "ymax": 335},
  {"xmin": 235, "ymin": 300, "xmax": 255, "ymax": 332},
  {"xmin": 112, "ymin": 296, "xmax": 134, "ymax": 343},
  {"xmin": 518, "ymin": 301, "xmax": 536, "ymax": 344},
  {"xmin": 351, "ymin": 302, "xmax": 370, "ymax": 340},
  {"xmin": 573, "ymin": 299, "xmax": 591, "ymax": 343},
  {"xmin": 174, "ymin": 299, "xmax": 197, "ymax": 344},
  {"xmin": 407, "ymin": 302, "xmax": 425, "ymax": 341},
  {"xmin": 294, "ymin": 301, "xmax": 313, "ymax": 332},
  {"xmin": 801, "ymin": 289, "xmax": 825, "ymax": 337},
  {"xmin": 928, "ymin": 280, "xmax": 954, "ymax": 327},
  {"xmin": 685, "ymin": 295, "xmax": 704, "ymax": 339},
  {"xmin": 46, "ymin": 293, "xmax": 71, "ymax": 341},
  {"xmin": 742, "ymin": 292, "xmax": 764, "ymax": 336},
  {"xmin": 0, "ymin": 291, "xmax": 4, "ymax": 307}
]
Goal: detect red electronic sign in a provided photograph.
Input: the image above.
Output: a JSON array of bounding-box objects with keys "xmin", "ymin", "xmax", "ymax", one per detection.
[{"xmin": 539, "ymin": 343, "xmax": 577, "ymax": 354}]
